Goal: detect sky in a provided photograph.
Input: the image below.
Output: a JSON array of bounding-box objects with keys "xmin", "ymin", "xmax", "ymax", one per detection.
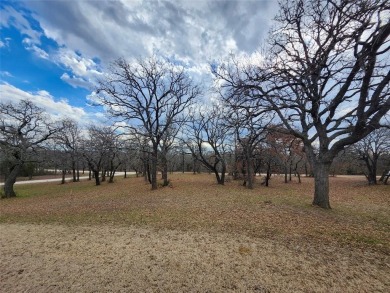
[{"xmin": 0, "ymin": 0, "xmax": 279, "ymax": 125}]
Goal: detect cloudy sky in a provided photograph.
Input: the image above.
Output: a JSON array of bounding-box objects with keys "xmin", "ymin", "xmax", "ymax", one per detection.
[{"xmin": 0, "ymin": 0, "xmax": 279, "ymax": 124}]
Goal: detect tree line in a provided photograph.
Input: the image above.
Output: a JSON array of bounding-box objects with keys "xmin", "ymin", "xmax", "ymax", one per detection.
[{"xmin": 1, "ymin": 0, "xmax": 389, "ymax": 209}]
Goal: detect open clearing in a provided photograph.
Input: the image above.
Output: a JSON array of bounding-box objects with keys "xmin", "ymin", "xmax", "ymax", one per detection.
[{"xmin": 1, "ymin": 174, "xmax": 389, "ymax": 292}]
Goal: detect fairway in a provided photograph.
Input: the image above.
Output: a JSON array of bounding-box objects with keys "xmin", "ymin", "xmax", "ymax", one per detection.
[{"xmin": 1, "ymin": 174, "xmax": 389, "ymax": 292}]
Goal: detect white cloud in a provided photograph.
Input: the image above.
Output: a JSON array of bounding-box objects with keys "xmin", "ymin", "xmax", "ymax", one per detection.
[
  {"xmin": 0, "ymin": 5, "xmax": 41, "ymax": 44},
  {"xmin": 0, "ymin": 71, "xmax": 13, "ymax": 78},
  {"xmin": 0, "ymin": 37, "xmax": 12, "ymax": 49},
  {"xmin": 22, "ymin": 37, "xmax": 49, "ymax": 59},
  {"xmin": 2, "ymin": 1, "xmax": 279, "ymax": 111},
  {"xmin": 0, "ymin": 83, "xmax": 89, "ymax": 124},
  {"xmin": 53, "ymin": 48, "xmax": 102, "ymax": 89},
  {"xmin": 60, "ymin": 73, "xmax": 92, "ymax": 90},
  {"xmin": 22, "ymin": 0, "xmax": 278, "ymax": 65}
]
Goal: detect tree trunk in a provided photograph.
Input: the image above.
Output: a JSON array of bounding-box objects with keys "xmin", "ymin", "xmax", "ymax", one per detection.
[
  {"xmin": 61, "ymin": 169, "xmax": 66, "ymax": 184},
  {"xmin": 221, "ymin": 162, "xmax": 226, "ymax": 185},
  {"xmin": 2, "ymin": 164, "xmax": 21, "ymax": 198},
  {"xmin": 193, "ymin": 156, "xmax": 197, "ymax": 175},
  {"xmin": 284, "ymin": 165, "xmax": 288, "ymax": 183},
  {"xmin": 108, "ymin": 168, "xmax": 115, "ymax": 183},
  {"xmin": 161, "ymin": 151, "xmax": 169, "ymax": 186},
  {"xmin": 162, "ymin": 164, "xmax": 168, "ymax": 186},
  {"xmin": 265, "ymin": 161, "xmax": 271, "ymax": 187},
  {"xmin": 246, "ymin": 153, "xmax": 254, "ymax": 189},
  {"xmin": 384, "ymin": 174, "xmax": 389, "ymax": 185},
  {"xmin": 101, "ymin": 169, "xmax": 106, "ymax": 182},
  {"xmin": 143, "ymin": 156, "xmax": 149, "ymax": 182},
  {"xmin": 150, "ymin": 147, "xmax": 158, "ymax": 190},
  {"xmin": 295, "ymin": 162, "xmax": 301, "ymax": 183},
  {"xmin": 72, "ymin": 161, "xmax": 77, "ymax": 182},
  {"xmin": 94, "ymin": 170, "xmax": 100, "ymax": 186},
  {"xmin": 182, "ymin": 152, "xmax": 185, "ymax": 173},
  {"xmin": 363, "ymin": 156, "xmax": 377, "ymax": 185},
  {"xmin": 215, "ymin": 170, "xmax": 223, "ymax": 184},
  {"xmin": 312, "ymin": 162, "xmax": 331, "ymax": 209},
  {"xmin": 76, "ymin": 161, "xmax": 80, "ymax": 181}
]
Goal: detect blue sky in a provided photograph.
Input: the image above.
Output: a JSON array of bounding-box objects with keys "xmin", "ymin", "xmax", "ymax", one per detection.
[{"xmin": 0, "ymin": 0, "xmax": 278, "ymax": 124}]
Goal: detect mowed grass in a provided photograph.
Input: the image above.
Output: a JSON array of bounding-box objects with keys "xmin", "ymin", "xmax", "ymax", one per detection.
[{"xmin": 1, "ymin": 173, "xmax": 389, "ymax": 252}]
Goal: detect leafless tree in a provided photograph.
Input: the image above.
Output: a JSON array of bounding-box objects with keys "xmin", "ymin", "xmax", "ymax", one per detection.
[
  {"xmin": 55, "ymin": 119, "xmax": 82, "ymax": 184},
  {"xmin": 226, "ymin": 105, "xmax": 273, "ymax": 189},
  {"xmin": 97, "ymin": 56, "xmax": 200, "ymax": 190},
  {"xmin": 184, "ymin": 103, "xmax": 231, "ymax": 185},
  {"xmin": 81, "ymin": 126, "xmax": 118, "ymax": 186},
  {"xmin": 0, "ymin": 100, "xmax": 58, "ymax": 198},
  {"xmin": 352, "ymin": 127, "xmax": 390, "ymax": 184},
  {"xmin": 159, "ymin": 125, "xmax": 181, "ymax": 186},
  {"xmin": 216, "ymin": 0, "xmax": 390, "ymax": 208}
]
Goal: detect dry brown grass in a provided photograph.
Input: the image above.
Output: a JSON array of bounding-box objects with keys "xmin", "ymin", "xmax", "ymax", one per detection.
[{"xmin": 1, "ymin": 174, "xmax": 389, "ymax": 292}]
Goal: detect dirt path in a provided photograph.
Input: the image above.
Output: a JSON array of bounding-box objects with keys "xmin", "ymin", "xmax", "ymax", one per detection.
[{"xmin": 1, "ymin": 223, "xmax": 388, "ymax": 292}]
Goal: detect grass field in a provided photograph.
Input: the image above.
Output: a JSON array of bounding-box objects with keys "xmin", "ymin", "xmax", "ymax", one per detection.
[{"xmin": 1, "ymin": 174, "xmax": 389, "ymax": 292}]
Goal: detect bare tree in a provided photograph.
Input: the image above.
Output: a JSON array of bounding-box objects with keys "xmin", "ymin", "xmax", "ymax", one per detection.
[
  {"xmin": 227, "ymin": 108, "xmax": 272, "ymax": 189},
  {"xmin": 352, "ymin": 127, "xmax": 390, "ymax": 184},
  {"xmin": 216, "ymin": 0, "xmax": 390, "ymax": 208},
  {"xmin": 55, "ymin": 119, "xmax": 82, "ymax": 183},
  {"xmin": 159, "ymin": 125, "xmax": 181, "ymax": 186},
  {"xmin": 81, "ymin": 126, "xmax": 117, "ymax": 186},
  {"xmin": 184, "ymin": 103, "xmax": 231, "ymax": 185},
  {"xmin": 97, "ymin": 56, "xmax": 200, "ymax": 190},
  {"xmin": 0, "ymin": 100, "xmax": 58, "ymax": 198}
]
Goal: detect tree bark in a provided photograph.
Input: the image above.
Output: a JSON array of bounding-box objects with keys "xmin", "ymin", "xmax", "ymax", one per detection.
[
  {"xmin": 221, "ymin": 162, "xmax": 226, "ymax": 184},
  {"xmin": 246, "ymin": 151, "xmax": 254, "ymax": 189},
  {"xmin": 162, "ymin": 164, "xmax": 168, "ymax": 186},
  {"xmin": 215, "ymin": 171, "xmax": 223, "ymax": 185},
  {"xmin": 312, "ymin": 162, "xmax": 331, "ymax": 209},
  {"xmin": 76, "ymin": 161, "xmax": 80, "ymax": 182},
  {"xmin": 101, "ymin": 169, "xmax": 106, "ymax": 182},
  {"xmin": 94, "ymin": 170, "xmax": 100, "ymax": 186},
  {"xmin": 72, "ymin": 161, "xmax": 77, "ymax": 182},
  {"xmin": 161, "ymin": 151, "xmax": 169, "ymax": 186},
  {"xmin": 363, "ymin": 156, "xmax": 377, "ymax": 185},
  {"xmin": 151, "ymin": 146, "xmax": 158, "ymax": 190},
  {"xmin": 61, "ymin": 169, "xmax": 66, "ymax": 184},
  {"xmin": 2, "ymin": 164, "xmax": 21, "ymax": 198},
  {"xmin": 265, "ymin": 161, "xmax": 271, "ymax": 187},
  {"xmin": 284, "ymin": 165, "xmax": 288, "ymax": 183}
]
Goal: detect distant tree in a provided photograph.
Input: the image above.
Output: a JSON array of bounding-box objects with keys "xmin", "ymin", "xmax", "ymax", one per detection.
[
  {"xmin": 227, "ymin": 108, "xmax": 272, "ymax": 189},
  {"xmin": 81, "ymin": 126, "xmax": 117, "ymax": 186},
  {"xmin": 98, "ymin": 56, "xmax": 200, "ymax": 190},
  {"xmin": 159, "ymin": 125, "xmax": 181, "ymax": 186},
  {"xmin": 184, "ymin": 103, "xmax": 231, "ymax": 185},
  {"xmin": 0, "ymin": 100, "xmax": 58, "ymax": 198},
  {"xmin": 353, "ymin": 128, "xmax": 390, "ymax": 184},
  {"xmin": 265, "ymin": 128, "xmax": 305, "ymax": 183},
  {"xmin": 119, "ymin": 138, "xmax": 142, "ymax": 178},
  {"xmin": 56, "ymin": 119, "xmax": 81, "ymax": 183}
]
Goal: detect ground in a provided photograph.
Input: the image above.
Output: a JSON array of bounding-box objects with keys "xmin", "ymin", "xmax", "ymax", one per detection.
[{"xmin": 0, "ymin": 174, "xmax": 389, "ymax": 292}]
